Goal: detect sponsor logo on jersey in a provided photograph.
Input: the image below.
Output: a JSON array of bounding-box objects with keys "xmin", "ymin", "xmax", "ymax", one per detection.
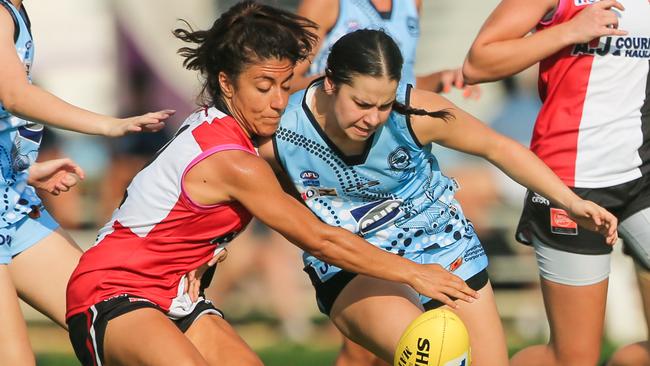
[
  {"xmin": 574, "ymin": 0, "xmax": 598, "ymax": 6},
  {"xmin": 388, "ymin": 147, "xmax": 411, "ymax": 170},
  {"xmin": 350, "ymin": 198, "xmax": 403, "ymax": 235},
  {"xmin": 572, "ymin": 36, "xmax": 650, "ymax": 59},
  {"xmin": 448, "ymin": 256, "xmax": 463, "ymax": 272},
  {"xmin": 17, "ymin": 122, "xmax": 43, "ymax": 144},
  {"xmin": 128, "ymin": 297, "xmax": 155, "ymax": 304},
  {"xmin": 550, "ymin": 208, "xmax": 578, "ymax": 235},
  {"xmin": 343, "ymin": 180, "xmax": 381, "ymax": 193},
  {"xmin": 300, "ymin": 187, "xmax": 338, "ymax": 201},
  {"xmin": 406, "ymin": 16, "xmax": 419, "ymax": 36},
  {"xmin": 0, "ymin": 234, "xmax": 12, "ymax": 246},
  {"xmin": 531, "ymin": 192, "xmax": 550, "ymax": 206}
]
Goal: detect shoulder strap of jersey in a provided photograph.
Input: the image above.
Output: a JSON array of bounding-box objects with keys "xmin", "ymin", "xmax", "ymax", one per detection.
[
  {"xmin": 0, "ymin": 0, "xmax": 20, "ymax": 42},
  {"xmin": 19, "ymin": 4, "xmax": 31, "ymax": 35}
]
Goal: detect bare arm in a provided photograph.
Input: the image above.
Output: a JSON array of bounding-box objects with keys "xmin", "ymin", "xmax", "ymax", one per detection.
[
  {"xmin": 184, "ymin": 150, "xmax": 480, "ymax": 307},
  {"xmin": 290, "ymin": 0, "xmax": 339, "ymax": 93},
  {"xmin": 28, "ymin": 158, "xmax": 84, "ymax": 196},
  {"xmin": 463, "ymin": 0, "xmax": 627, "ymax": 84},
  {"xmin": 410, "ymin": 90, "xmax": 618, "ymax": 244},
  {"xmin": 0, "ymin": 10, "xmax": 173, "ymax": 136}
]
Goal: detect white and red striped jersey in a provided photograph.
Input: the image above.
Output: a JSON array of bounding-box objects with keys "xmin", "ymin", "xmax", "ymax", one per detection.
[
  {"xmin": 66, "ymin": 107, "xmax": 255, "ymax": 319},
  {"xmin": 533, "ymin": 0, "xmax": 650, "ymax": 188}
]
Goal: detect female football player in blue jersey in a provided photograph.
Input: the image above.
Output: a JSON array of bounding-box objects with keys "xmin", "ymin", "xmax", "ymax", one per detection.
[
  {"xmin": 257, "ymin": 29, "xmax": 619, "ymax": 365},
  {"xmin": 0, "ymin": 0, "xmax": 173, "ymax": 364}
]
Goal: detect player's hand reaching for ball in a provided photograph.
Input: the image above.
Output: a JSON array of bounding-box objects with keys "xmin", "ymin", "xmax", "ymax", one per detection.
[{"xmin": 407, "ymin": 263, "xmax": 480, "ymax": 309}]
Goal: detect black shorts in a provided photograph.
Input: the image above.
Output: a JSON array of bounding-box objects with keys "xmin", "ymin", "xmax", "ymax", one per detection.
[
  {"xmin": 516, "ymin": 174, "xmax": 650, "ymax": 255},
  {"xmin": 306, "ymin": 267, "xmax": 489, "ymax": 316},
  {"xmin": 67, "ymin": 294, "xmax": 223, "ymax": 366}
]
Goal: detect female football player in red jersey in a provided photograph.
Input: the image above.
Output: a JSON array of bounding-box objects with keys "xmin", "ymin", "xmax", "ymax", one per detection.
[{"xmin": 464, "ymin": 0, "xmax": 650, "ymax": 365}]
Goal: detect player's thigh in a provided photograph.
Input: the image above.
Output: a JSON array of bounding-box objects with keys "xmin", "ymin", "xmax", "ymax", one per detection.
[
  {"xmin": 442, "ymin": 281, "xmax": 508, "ymax": 366},
  {"xmin": 330, "ymin": 274, "xmax": 424, "ymax": 363},
  {"xmin": 185, "ymin": 314, "xmax": 262, "ymax": 366},
  {"xmin": 104, "ymin": 307, "xmax": 208, "ymax": 366},
  {"xmin": 9, "ymin": 224, "xmax": 82, "ymax": 328},
  {"xmin": 0, "ymin": 265, "xmax": 35, "ymax": 366}
]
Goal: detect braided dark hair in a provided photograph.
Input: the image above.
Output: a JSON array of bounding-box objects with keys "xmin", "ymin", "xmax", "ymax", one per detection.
[
  {"xmin": 326, "ymin": 29, "xmax": 453, "ymax": 121},
  {"xmin": 173, "ymin": 1, "xmax": 318, "ymax": 106}
]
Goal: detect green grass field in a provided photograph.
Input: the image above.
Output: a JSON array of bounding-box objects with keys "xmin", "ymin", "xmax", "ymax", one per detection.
[{"xmin": 35, "ymin": 340, "xmax": 620, "ymax": 366}]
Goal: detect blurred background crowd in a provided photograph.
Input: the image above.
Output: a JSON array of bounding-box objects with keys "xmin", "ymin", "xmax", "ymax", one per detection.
[{"xmin": 23, "ymin": 0, "xmax": 646, "ymax": 364}]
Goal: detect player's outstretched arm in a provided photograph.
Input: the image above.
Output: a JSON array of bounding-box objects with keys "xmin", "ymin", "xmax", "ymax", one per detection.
[
  {"xmin": 0, "ymin": 10, "xmax": 173, "ymax": 137},
  {"xmin": 289, "ymin": 0, "xmax": 339, "ymax": 93},
  {"xmin": 463, "ymin": 0, "xmax": 627, "ymax": 84},
  {"xmin": 416, "ymin": 68, "xmax": 481, "ymax": 99},
  {"xmin": 409, "ymin": 89, "xmax": 618, "ymax": 245},
  {"xmin": 28, "ymin": 158, "xmax": 84, "ymax": 196},
  {"xmin": 186, "ymin": 150, "xmax": 480, "ymax": 308}
]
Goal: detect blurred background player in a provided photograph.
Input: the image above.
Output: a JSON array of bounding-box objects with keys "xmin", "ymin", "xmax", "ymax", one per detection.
[
  {"xmin": 0, "ymin": 0, "xmax": 172, "ymax": 364},
  {"xmin": 464, "ymin": 0, "xmax": 650, "ymax": 365}
]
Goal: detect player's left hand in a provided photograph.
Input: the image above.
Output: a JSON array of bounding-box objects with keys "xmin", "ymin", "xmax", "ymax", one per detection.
[
  {"xmin": 28, "ymin": 158, "xmax": 85, "ymax": 195},
  {"xmin": 437, "ymin": 68, "xmax": 481, "ymax": 100},
  {"xmin": 567, "ymin": 199, "xmax": 618, "ymax": 245},
  {"xmin": 106, "ymin": 109, "xmax": 175, "ymax": 137},
  {"xmin": 185, "ymin": 248, "xmax": 228, "ymax": 302}
]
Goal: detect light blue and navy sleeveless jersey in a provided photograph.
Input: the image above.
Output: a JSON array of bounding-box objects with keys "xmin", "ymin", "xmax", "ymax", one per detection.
[
  {"xmin": 273, "ymin": 80, "xmax": 479, "ymax": 282},
  {"xmin": 308, "ymin": 0, "xmax": 419, "ymax": 86},
  {"xmin": 0, "ymin": 0, "xmax": 42, "ymax": 228}
]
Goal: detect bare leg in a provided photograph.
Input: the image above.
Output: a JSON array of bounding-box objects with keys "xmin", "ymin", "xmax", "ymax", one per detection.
[
  {"xmin": 329, "ymin": 275, "xmax": 424, "ymax": 363},
  {"xmin": 510, "ymin": 277, "xmax": 608, "ymax": 366},
  {"xmin": 334, "ymin": 337, "xmax": 389, "ymax": 366},
  {"xmin": 0, "ymin": 265, "xmax": 35, "ymax": 366},
  {"xmin": 104, "ymin": 307, "xmax": 208, "ymax": 366},
  {"xmin": 607, "ymin": 265, "xmax": 650, "ymax": 366},
  {"xmin": 185, "ymin": 314, "xmax": 263, "ymax": 366},
  {"xmin": 8, "ymin": 228, "xmax": 82, "ymax": 328},
  {"xmin": 447, "ymin": 281, "xmax": 507, "ymax": 366}
]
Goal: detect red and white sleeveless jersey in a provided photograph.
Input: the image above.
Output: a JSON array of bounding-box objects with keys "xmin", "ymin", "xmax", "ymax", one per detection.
[
  {"xmin": 534, "ymin": 0, "xmax": 650, "ymax": 188},
  {"xmin": 66, "ymin": 107, "xmax": 255, "ymax": 318}
]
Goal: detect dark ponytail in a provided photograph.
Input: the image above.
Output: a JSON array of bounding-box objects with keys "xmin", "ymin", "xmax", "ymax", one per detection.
[
  {"xmin": 393, "ymin": 102, "xmax": 453, "ymax": 121},
  {"xmin": 173, "ymin": 1, "xmax": 318, "ymax": 106},
  {"xmin": 326, "ymin": 29, "xmax": 453, "ymax": 121}
]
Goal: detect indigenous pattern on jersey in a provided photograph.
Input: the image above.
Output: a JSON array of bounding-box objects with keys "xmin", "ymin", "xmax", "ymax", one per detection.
[
  {"xmin": 66, "ymin": 107, "xmax": 254, "ymax": 319},
  {"xmin": 0, "ymin": 1, "xmax": 41, "ymax": 228},
  {"xmin": 273, "ymin": 80, "xmax": 486, "ymax": 285},
  {"xmin": 534, "ymin": 0, "xmax": 650, "ymax": 188},
  {"xmin": 307, "ymin": 0, "xmax": 419, "ymax": 86}
]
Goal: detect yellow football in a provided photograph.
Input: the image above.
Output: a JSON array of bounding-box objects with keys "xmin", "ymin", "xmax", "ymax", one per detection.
[{"xmin": 394, "ymin": 308, "xmax": 471, "ymax": 366}]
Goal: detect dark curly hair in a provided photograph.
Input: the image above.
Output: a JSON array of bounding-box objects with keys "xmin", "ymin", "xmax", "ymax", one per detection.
[{"xmin": 173, "ymin": 1, "xmax": 318, "ymax": 107}]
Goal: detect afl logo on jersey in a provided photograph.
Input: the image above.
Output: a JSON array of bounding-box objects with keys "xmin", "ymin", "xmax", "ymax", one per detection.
[
  {"xmin": 301, "ymin": 170, "xmax": 320, "ymax": 187},
  {"xmin": 388, "ymin": 147, "xmax": 411, "ymax": 170},
  {"xmin": 300, "ymin": 171, "xmax": 319, "ymax": 180},
  {"xmin": 574, "ymin": 0, "xmax": 597, "ymax": 5}
]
